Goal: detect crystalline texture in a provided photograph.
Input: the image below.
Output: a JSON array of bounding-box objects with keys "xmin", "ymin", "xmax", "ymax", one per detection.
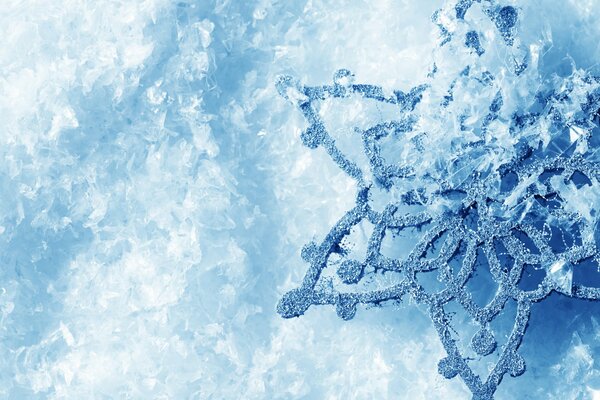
[
  {"xmin": 276, "ymin": 1, "xmax": 600, "ymax": 398},
  {"xmin": 547, "ymin": 259, "xmax": 573, "ymax": 295}
]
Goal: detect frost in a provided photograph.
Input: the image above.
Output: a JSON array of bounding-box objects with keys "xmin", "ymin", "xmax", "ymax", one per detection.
[
  {"xmin": 2, "ymin": 0, "xmax": 600, "ymax": 398},
  {"xmin": 277, "ymin": 0, "xmax": 600, "ymax": 398},
  {"xmin": 547, "ymin": 259, "xmax": 573, "ymax": 295}
]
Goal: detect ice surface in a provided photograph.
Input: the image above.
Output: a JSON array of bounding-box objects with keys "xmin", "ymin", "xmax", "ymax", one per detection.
[
  {"xmin": 547, "ymin": 259, "xmax": 574, "ymax": 295},
  {"xmin": 0, "ymin": 0, "xmax": 599, "ymax": 399}
]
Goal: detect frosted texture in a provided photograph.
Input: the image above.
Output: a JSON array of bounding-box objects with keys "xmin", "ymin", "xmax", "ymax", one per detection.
[
  {"xmin": 277, "ymin": 0, "xmax": 600, "ymax": 399},
  {"xmin": 1, "ymin": 0, "xmax": 599, "ymax": 399}
]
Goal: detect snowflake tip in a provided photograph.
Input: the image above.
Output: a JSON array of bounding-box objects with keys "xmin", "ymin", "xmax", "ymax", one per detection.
[{"xmin": 277, "ymin": 288, "xmax": 312, "ymax": 318}]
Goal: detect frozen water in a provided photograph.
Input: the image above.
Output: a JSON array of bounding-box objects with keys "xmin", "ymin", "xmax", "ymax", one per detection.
[
  {"xmin": 547, "ymin": 259, "xmax": 574, "ymax": 295},
  {"xmin": 276, "ymin": 0, "xmax": 600, "ymax": 399},
  {"xmin": 1, "ymin": 0, "xmax": 599, "ymax": 399}
]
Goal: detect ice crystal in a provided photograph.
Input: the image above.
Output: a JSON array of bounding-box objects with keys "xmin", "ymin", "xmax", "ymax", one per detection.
[{"xmin": 276, "ymin": 1, "xmax": 600, "ymax": 398}]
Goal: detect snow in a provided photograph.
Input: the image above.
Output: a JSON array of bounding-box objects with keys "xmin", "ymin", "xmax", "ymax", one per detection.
[{"xmin": 0, "ymin": 0, "xmax": 599, "ymax": 399}]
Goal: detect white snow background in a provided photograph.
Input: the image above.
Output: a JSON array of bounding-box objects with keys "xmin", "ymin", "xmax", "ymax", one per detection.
[{"xmin": 0, "ymin": 0, "xmax": 599, "ymax": 398}]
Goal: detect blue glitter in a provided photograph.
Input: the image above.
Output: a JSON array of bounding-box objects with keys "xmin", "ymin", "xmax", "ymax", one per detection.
[{"xmin": 276, "ymin": 1, "xmax": 600, "ymax": 398}]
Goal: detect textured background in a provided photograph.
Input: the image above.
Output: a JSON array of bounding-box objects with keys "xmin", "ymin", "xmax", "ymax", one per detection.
[{"xmin": 0, "ymin": 1, "xmax": 599, "ymax": 398}]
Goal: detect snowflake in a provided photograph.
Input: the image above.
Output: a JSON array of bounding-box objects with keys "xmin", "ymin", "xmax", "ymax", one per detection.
[{"xmin": 275, "ymin": 1, "xmax": 600, "ymax": 398}]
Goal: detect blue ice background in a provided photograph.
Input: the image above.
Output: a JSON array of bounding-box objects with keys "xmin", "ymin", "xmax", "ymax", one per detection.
[{"xmin": 0, "ymin": 1, "xmax": 599, "ymax": 399}]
